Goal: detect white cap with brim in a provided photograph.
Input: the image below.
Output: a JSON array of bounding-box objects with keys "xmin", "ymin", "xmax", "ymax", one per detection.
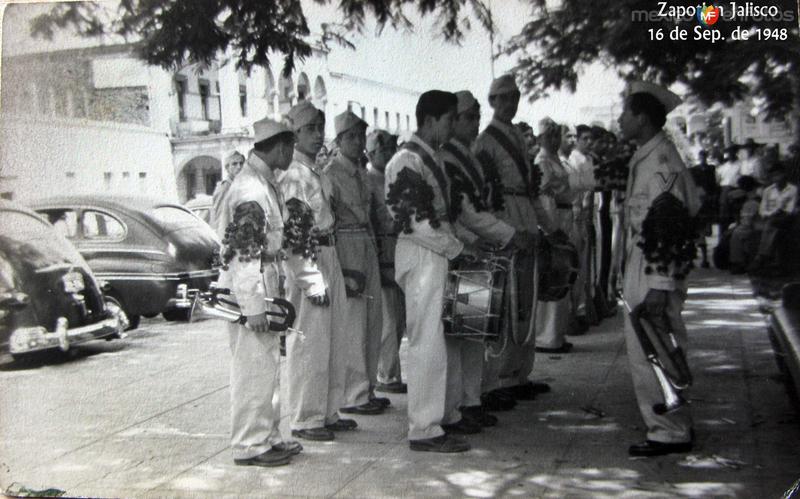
[
  {"xmin": 334, "ymin": 111, "xmax": 368, "ymax": 137},
  {"xmin": 253, "ymin": 117, "xmax": 294, "ymax": 144},
  {"xmin": 286, "ymin": 101, "xmax": 324, "ymax": 131},
  {"xmin": 489, "ymin": 74, "xmax": 519, "ymax": 97},
  {"xmin": 626, "ymin": 80, "xmax": 682, "ymax": 114}
]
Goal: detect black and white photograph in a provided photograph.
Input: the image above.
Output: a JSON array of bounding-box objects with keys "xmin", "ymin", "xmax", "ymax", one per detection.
[{"xmin": 0, "ymin": 0, "xmax": 799, "ymax": 497}]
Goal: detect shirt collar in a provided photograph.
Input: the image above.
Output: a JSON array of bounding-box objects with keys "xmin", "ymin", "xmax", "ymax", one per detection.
[
  {"xmin": 293, "ymin": 149, "xmax": 321, "ymax": 175},
  {"xmin": 367, "ymin": 163, "xmax": 385, "ymax": 178},
  {"xmin": 335, "ymin": 153, "xmax": 361, "ymax": 176},
  {"xmin": 631, "ymin": 131, "xmax": 667, "ymax": 165},
  {"xmin": 246, "ymin": 150, "xmax": 278, "ymax": 184}
]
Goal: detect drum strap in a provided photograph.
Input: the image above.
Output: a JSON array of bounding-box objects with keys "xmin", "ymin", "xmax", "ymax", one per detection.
[
  {"xmin": 485, "ymin": 125, "xmax": 532, "ymax": 196},
  {"xmin": 403, "ymin": 141, "xmax": 452, "ymax": 221},
  {"xmin": 442, "ymin": 142, "xmax": 484, "ymax": 191}
]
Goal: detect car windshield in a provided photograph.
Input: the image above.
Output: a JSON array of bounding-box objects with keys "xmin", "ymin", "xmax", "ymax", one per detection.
[
  {"xmin": 150, "ymin": 205, "xmax": 207, "ymax": 232},
  {"xmin": 0, "ymin": 210, "xmax": 85, "ymax": 271}
]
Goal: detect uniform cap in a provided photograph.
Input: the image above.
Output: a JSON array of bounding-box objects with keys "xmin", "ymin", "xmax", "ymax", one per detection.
[
  {"xmin": 366, "ymin": 129, "xmax": 395, "ymax": 153},
  {"xmin": 286, "ymin": 101, "xmax": 324, "ymax": 131},
  {"xmin": 334, "ymin": 111, "xmax": 368, "ymax": 137},
  {"xmin": 454, "ymin": 90, "xmax": 479, "ymax": 114},
  {"xmin": 626, "ymin": 80, "xmax": 682, "ymax": 114},
  {"xmin": 489, "ymin": 74, "xmax": 519, "ymax": 97},
  {"xmin": 253, "ymin": 117, "xmax": 294, "ymax": 144}
]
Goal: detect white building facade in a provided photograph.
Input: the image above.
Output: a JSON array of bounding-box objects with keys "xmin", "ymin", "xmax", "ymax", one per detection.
[{"xmin": 1, "ymin": 42, "xmax": 419, "ymax": 203}]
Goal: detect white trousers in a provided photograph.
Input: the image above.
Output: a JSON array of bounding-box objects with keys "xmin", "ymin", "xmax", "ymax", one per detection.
[
  {"xmin": 623, "ymin": 245, "xmax": 693, "ymax": 443},
  {"xmin": 228, "ymin": 321, "xmax": 284, "ymax": 459},
  {"xmin": 395, "ymin": 239, "xmax": 448, "ymax": 440},
  {"xmin": 285, "ymin": 246, "xmax": 348, "ymax": 430},
  {"xmin": 377, "ymin": 284, "xmax": 405, "ymax": 384},
  {"xmin": 534, "ymin": 295, "xmax": 571, "ymax": 349},
  {"xmin": 336, "ymin": 231, "xmax": 383, "ymax": 407},
  {"xmin": 444, "ymin": 337, "xmax": 485, "ymax": 424}
]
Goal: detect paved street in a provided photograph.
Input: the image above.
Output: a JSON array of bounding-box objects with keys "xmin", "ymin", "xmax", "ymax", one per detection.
[{"xmin": 1, "ymin": 267, "xmax": 799, "ymax": 498}]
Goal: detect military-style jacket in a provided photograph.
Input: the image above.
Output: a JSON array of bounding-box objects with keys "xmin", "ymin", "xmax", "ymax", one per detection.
[
  {"xmin": 624, "ymin": 131, "xmax": 702, "ymax": 291},
  {"xmin": 217, "ymin": 152, "xmax": 285, "ymax": 316},
  {"xmin": 440, "ymin": 138, "xmax": 515, "ymax": 247},
  {"xmin": 325, "ymin": 153, "xmax": 373, "ymax": 232},
  {"xmin": 384, "ymin": 134, "xmax": 463, "ymax": 259},
  {"xmin": 276, "ymin": 149, "xmax": 335, "ymax": 297}
]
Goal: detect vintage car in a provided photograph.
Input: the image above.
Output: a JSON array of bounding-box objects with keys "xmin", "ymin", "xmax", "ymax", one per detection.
[
  {"xmin": 185, "ymin": 194, "xmax": 213, "ymax": 225},
  {"xmin": 31, "ymin": 196, "xmax": 220, "ymax": 329},
  {"xmin": 0, "ymin": 201, "xmax": 120, "ymax": 358}
]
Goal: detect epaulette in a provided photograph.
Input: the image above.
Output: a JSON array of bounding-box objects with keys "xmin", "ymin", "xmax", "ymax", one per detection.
[
  {"xmin": 283, "ymin": 198, "xmax": 320, "ymax": 261},
  {"xmin": 636, "ymin": 192, "xmax": 697, "ymax": 280},
  {"xmin": 220, "ymin": 201, "xmax": 268, "ymax": 271},
  {"xmin": 386, "ymin": 167, "xmax": 440, "ymax": 233}
]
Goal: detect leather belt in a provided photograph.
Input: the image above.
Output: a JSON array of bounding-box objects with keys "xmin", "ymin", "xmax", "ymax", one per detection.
[
  {"xmin": 337, "ymin": 223, "xmax": 369, "ymax": 233},
  {"xmin": 503, "ymin": 188, "xmax": 529, "ymax": 196}
]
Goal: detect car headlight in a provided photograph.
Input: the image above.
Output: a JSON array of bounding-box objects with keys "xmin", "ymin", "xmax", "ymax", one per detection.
[
  {"xmin": 62, "ymin": 271, "xmax": 85, "ymax": 294},
  {"xmin": 166, "ymin": 242, "xmax": 178, "ymax": 258}
]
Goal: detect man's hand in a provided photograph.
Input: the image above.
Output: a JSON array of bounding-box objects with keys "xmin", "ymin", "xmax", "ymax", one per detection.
[
  {"xmin": 246, "ymin": 312, "xmax": 269, "ymax": 333},
  {"xmin": 644, "ymin": 289, "xmax": 668, "ymax": 318},
  {"xmin": 309, "ymin": 290, "xmax": 330, "ymax": 307}
]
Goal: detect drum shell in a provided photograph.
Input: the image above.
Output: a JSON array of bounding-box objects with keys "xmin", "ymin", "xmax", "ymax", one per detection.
[{"xmin": 443, "ymin": 255, "xmax": 509, "ymax": 341}]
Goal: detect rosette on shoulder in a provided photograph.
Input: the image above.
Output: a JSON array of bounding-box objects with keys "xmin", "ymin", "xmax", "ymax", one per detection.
[
  {"xmin": 221, "ymin": 201, "xmax": 268, "ymax": 270},
  {"xmin": 636, "ymin": 192, "xmax": 697, "ymax": 280},
  {"xmin": 386, "ymin": 167, "xmax": 440, "ymax": 233},
  {"xmin": 283, "ymin": 198, "xmax": 320, "ymax": 261}
]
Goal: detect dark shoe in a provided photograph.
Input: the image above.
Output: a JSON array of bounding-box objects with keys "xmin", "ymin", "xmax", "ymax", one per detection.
[
  {"xmin": 567, "ymin": 316, "xmax": 590, "ymax": 336},
  {"xmin": 234, "ymin": 448, "xmax": 292, "ymax": 467},
  {"xmin": 535, "ymin": 342, "xmax": 573, "ymax": 354},
  {"xmin": 376, "ymin": 381, "xmax": 408, "ymax": 393},
  {"xmin": 370, "ymin": 396, "xmax": 391, "ymax": 408},
  {"xmin": 325, "ymin": 418, "xmax": 358, "ymax": 431},
  {"xmin": 272, "ymin": 441, "xmax": 303, "ymax": 455},
  {"xmin": 409, "ymin": 434, "xmax": 471, "ymax": 453},
  {"xmin": 291, "ymin": 427, "xmax": 335, "ymax": 441},
  {"xmin": 628, "ymin": 439, "xmax": 693, "ymax": 457},
  {"xmin": 481, "ymin": 391, "xmax": 517, "ymax": 412},
  {"xmin": 340, "ymin": 401, "xmax": 385, "ymax": 415},
  {"xmin": 461, "ymin": 405, "xmax": 498, "ymax": 427},
  {"xmin": 442, "ymin": 418, "xmax": 482, "ymax": 435},
  {"xmin": 507, "ymin": 381, "xmax": 550, "ymax": 400}
]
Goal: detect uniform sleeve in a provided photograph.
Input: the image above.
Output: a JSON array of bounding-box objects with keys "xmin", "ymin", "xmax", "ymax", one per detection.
[
  {"xmin": 220, "ymin": 195, "xmax": 269, "ymax": 316},
  {"xmin": 279, "ymin": 172, "xmax": 328, "ymax": 297},
  {"xmin": 385, "ymin": 151, "xmax": 464, "ymax": 260},
  {"xmin": 457, "ymin": 195, "xmax": 515, "ymax": 247}
]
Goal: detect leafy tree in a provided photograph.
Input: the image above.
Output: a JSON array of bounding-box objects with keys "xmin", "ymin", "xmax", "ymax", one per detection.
[
  {"xmin": 29, "ymin": 0, "xmax": 492, "ymax": 75},
  {"xmin": 502, "ymin": 0, "xmax": 800, "ymax": 142},
  {"xmin": 29, "ymin": 0, "xmax": 800, "ymax": 143}
]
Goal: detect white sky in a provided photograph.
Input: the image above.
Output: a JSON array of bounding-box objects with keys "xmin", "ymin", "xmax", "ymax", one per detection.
[{"xmin": 1, "ymin": 0, "xmax": 626, "ymax": 126}]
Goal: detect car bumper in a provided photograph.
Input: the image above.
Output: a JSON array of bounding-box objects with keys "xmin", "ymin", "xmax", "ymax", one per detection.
[{"xmin": 9, "ymin": 315, "xmax": 120, "ymax": 355}]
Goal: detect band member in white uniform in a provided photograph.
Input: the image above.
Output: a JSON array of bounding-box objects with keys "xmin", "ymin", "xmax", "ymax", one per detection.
[
  {"xmin": 440, "ymin": 90, "xmax": 534, "ymax": 428},
  {"xmin": 474, "ymin": 75, "xmax": 555, "ymax": 405},
  {"xmin": 216, "ymin": 118, "xmax": 302, "ymax": 467},
  {"xmin": 385, "ymin": 90, "xmax": 470, "ymax": 453},
  {"xmin": 278, "ymin": 101, "xmax": 353, "ymax": 442},
  {"xmin": 617, "ymin": 81, "xmax": 701, "ymax": 457}
]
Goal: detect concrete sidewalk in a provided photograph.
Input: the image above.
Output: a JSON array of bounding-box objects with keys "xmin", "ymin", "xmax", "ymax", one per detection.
[{"xmin": 1, "ymin": 268, "xmax": 799, "ymax": 498}]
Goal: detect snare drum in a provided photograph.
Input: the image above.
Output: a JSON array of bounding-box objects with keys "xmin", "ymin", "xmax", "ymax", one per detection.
[{"xmin": 443, "ymin": 254, "xmax": 511, "ymax": 341}]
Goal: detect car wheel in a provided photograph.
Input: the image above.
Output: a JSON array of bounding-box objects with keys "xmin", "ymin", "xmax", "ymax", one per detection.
[
  {"xmin": 105, "ymin": 296, "xmax": 140, "ymax": 331},
  {"xmin": 162, "ymin": 308, "xmax": 191, "ymax": 322}
]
